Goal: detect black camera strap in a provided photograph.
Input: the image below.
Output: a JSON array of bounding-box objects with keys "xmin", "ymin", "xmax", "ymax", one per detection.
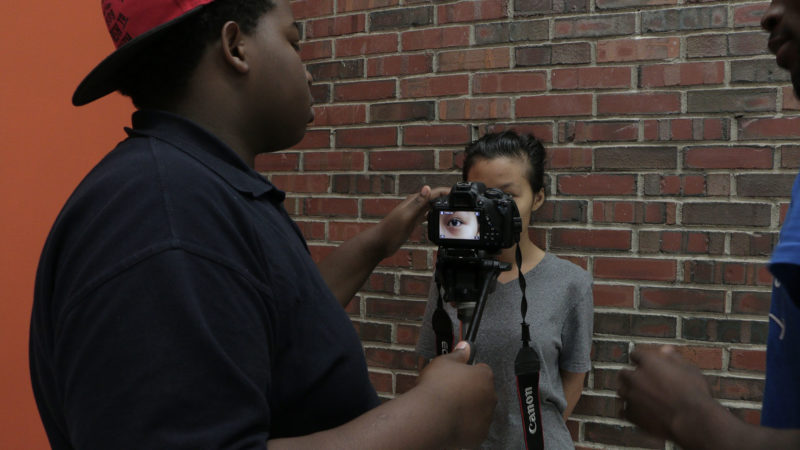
[{"xmin": 514, "ymin": 245, "xmax": 544, "ymax": 450}]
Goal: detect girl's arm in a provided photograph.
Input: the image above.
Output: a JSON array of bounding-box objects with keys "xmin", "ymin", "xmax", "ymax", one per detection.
[{"xmin": 560, "ymin": 369, "xmax": 587, "ymax": 420}]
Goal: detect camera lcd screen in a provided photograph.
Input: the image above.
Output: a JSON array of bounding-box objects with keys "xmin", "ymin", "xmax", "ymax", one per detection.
[{"xmin": 438, "ymin": 211, "xmax": 480, "ymax": 241}]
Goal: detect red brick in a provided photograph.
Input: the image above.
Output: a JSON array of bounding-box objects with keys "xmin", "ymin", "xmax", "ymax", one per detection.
[
  {"xmin": 438, "ymin": 0, "xmax": 508, "ymax": 23},
  {"xmin": 594, "ymin": 257, "xmax": 677, "ymax": 281},
  {"xmin": 254, "ymin": 152, "xmax": 299, "ymax": 172},
  {"xmin": 551, "ymin": 229, "xmax": 631, "ymax": 251},
  {"xmin": 567, "ymin": 121, "xmax": 638, "ymax": 143},
  {"xmin": 303, "ymin": 151, "xmax": 365, "ymax": 171},
  {"xmin": 368, "ymin": 370, "xmax": 392, "ymax": 393},
  {"xmin": 640, "ymin": 287, "xmax": 725, "ymax": 312},
  {"xmin": 334, "ymin": 80, "xmax": 396, "ymax": 102},
  {"xmin": 439, "ymin": 98, "xmax": 512, "ymax": 120},
  {"xmin": 403, "ymin": 125, "xmax": 470, "ymax": 146},
  {"xmin": 369, "ymin": 150, "xmax": 434, "ymax": 170},
  {"xmin": 292, "ymin": 0, "xmax": 334, "ymax": 19},
  {"xmin": 365, "ymin": 347, "xmax": 419, "ymax": 370},
  {"xmin": 306, "ymin": 14, "xmax": 366, "ymax": 38},
  {"xmin": 685, "ymin": 146, "xmax": 773, "ymax": 169},
  {"xmin": 517, "ymin": 94, "xmax": 593, "ymax": 117},
  {"xmin": 597, "ymin": 37, "xmax": 680, "ymax": 62},
  {"xmin": 438, "ymin": 48, "xmax": 510, "ymax": 72},
  {"xmin": 640, "ymin": 61, "xmax": 724, "ymax": 87},
  {"xmin": 783, "ymin": 86, "xmax": 800, "ymax": 111},
  {"xmin": 730, "ymin": 349, "xmax": 767, "ymax": 372},
  {"xmin": 300, "ymin": 40, "xmax": 333, "ymax": 61},
  {"xmin": 401, "ymin": 75, "xmax": 469, "ymax": 98},
  {"xmin": 294, "ymin": 220, "xmax": 326, "ymax": 241},
  {"xmin": 370, "ymin": 101, "xmax": 434, "ymax": 122},
  {"xmin": 734, "ymin": 3, "xmax": 768, "ymax": 27},
  {"xmin": 338, "ymin": 0, "xmax": 399, "ymax": 13},
  {"xmin": 473, "ymin": 71, "xmax": 547, "ymax": 94},
  {"xmin": 336, "ymin": 127, "xmax": 397, "ymax": 148},
  {"xmin": 368, "ymin": 54, "xmax": 432, "ymax": 76},
  {"xmin": 401, "ymin": 26, "xmax": 470, "ymax": 50},
  {"xmin": 335, "ymin": 33, "xmax": 398, "ymax": 57},
  {"xmin": 396, "ymin": 324, "xmax": 420, "ymax": 346},
  {"xmin": 304, "ymin": 197, "xmax": 359, "ymax": 216},
  {"xmin": 597, "ymin": 92, "xmax": 681, "ymax": 115},
  {"xmin": 552, "ymin": 66, "xmax": 631, "ymax": 90},
  {"xmin": 592, "ymin": 284, "xmax": 634, "ymax": 308},
  {"xmin": 312, "ymin": 104, "xmax": 366, "ymax": 126},
  {"xmin": 740, "ymin": 117, "xmax": 800, "ymax": 139},
  {"xmin": 557, "ymin": 174, "xmax": 636, "ymax": 195},
  {"xmin": 270, "ymin": 174, "xmax": 330, "ymax": 193},
  {"xmin": 363, "ymin": 198, "xmax": 403, "ymax": 218},
  {"xmin": 288, "ymin": 129, "xmax": 331, "ymax": 150},
  {"xmin": 547, "ymin": 147, "xmax": 593, "ymax": 169}
]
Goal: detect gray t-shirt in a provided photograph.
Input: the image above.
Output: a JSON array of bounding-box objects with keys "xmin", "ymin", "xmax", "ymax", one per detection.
[{"xmin": 417, "ymin": 253, "xmax": 593, "ymax": 450}]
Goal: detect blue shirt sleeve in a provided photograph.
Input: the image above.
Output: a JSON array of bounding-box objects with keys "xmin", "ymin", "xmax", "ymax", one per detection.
[{"xmin": 770, "ymin": 170, "xmax": 800, "ymax": 306}]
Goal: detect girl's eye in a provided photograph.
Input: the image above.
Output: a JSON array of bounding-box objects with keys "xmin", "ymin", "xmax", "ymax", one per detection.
[{"xmin": 447, "ymin": 218, "xmax": 464, "ymax": 227}]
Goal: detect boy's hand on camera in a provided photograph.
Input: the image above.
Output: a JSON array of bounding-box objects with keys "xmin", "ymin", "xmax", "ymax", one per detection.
[
  {"xmin": 416, "ymin": 341, "xmax": 496, "ymax": 449},
  {"xmin": 378, "ymin": 185, "xmax": 450, "ymax": 258}
]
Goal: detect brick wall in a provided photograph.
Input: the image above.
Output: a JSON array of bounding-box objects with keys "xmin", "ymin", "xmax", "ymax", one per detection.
[{"xmin": 258, "ymin": 1, "xmax": 797, "ymax": 448}]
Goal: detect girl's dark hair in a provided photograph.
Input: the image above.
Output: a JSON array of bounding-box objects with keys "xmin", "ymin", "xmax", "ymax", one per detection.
[
  {"xmin": 117, "ymin": 0, "xmax": 274, "ymax": 109},
  {"xmin": 462, "ymin": 130, "xmax": 547, "ymax": 194}
]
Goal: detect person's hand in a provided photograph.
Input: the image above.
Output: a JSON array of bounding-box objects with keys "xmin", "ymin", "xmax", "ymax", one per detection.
[
  {"xmin": 416, "ymin": 341, "xmax": 496, "ymax": 449},
  {"xmin": 376, "ymin": 185, "xmax": 450, "ymax": 258},
  {"xmin": 617, "ymin": 346, "xmax": 717, "ymax": 441}
]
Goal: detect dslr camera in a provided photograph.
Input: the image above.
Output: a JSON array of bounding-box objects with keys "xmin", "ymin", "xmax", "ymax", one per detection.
[
  {"xmin": 428, "ymin": 181, "xmax": 522, "ymax": 253},
  {"xmin": 427, "ymin": 182, "xmax": 523, "ymax": 328}
]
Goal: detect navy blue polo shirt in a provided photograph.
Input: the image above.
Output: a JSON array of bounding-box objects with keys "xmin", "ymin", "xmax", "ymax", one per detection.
[{"xmin": 29, "ymin": 110, "xmax": 379, "ymax": 449}]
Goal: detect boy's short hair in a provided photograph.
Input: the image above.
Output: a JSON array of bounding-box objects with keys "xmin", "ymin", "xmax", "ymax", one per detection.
[{"xmin": 117, "ymin": 0, "xmax": 274, "ymax": 109}]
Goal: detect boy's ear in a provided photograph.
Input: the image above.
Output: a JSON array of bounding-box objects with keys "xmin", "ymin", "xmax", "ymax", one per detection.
[
  {"xmin": 221, "ymin": 21, "xmax": 249, "ymax": 73},
  {"xmin": 531, "ymin": 188, "xmax": 545, "ymax": 212}
]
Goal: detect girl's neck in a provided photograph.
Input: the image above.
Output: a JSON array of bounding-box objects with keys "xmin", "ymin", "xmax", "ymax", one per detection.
[{"xmin": 496, "ymin": 238, "xmax": 545, "ymax": 283}]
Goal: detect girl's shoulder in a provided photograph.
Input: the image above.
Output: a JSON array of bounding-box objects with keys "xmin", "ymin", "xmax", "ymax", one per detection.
[{"xmin": 536, "ymin": 253, "xmax": 593, "ymax": 289}]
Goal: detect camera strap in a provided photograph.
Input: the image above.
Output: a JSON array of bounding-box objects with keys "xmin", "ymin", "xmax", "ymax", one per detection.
[
  {"xmin": 514, "ymin": 245, "xmax": 544, "ymax": 449},
  {"xmin": 432, "ymin": 283, "xmax": 454, "ymax": 356}
]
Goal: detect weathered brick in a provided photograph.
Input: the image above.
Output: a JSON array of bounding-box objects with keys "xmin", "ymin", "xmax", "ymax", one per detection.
[
  {"xmin": 438, "ymin": 0, "xmax": 508, "ymax": 23},
  {"xmin": 402, "ymin": 26, "xmax": 470, "ymax": 50},
  {"xmin": 640, "ymin": 287, "xmax": 725, "ymax": 312},
  {"xmin": 370, "ymin": 7, "xmax": 433, "ymax": 31},
  {"xmin": 687, "ymin": 34, "xmax": 727, "ymax": 58},
  {"xmin": 475, "ymin": 20, "xmax": 549, "ymax": 44},
  {"xmin": 370, "ymin": 101, "xmax": 435, "ymax": 122},
  {"xmin": 368, "ymin": 54, "xmax": 432, "ymax": 76},
  {"xmin": 561, "ymin": 120, "xmax": 637, "ymax": 143},
  {"xmin": 597, "ymin": 37, "xmax": 679, "ymax": 62},
  {"xmin": 369, "ymin": 150, "xmax": 435, "ymax": 170},
  {"xmin": 439, "ymin": 98, "xmax": 512, "ymax": 120},
  {"xmin": 307, "ymin": 14, "xmax": 366, "ymax": 38},
  {"xmin": 403, "ymin": 125, "xmax": 471, "ymax": 146},
  {"xmin": 596, "ymin": 0, "xmax": 675, "ymax": 9},
  {"xmin": 595, "ymin": 146, "xmax": 677, "ymax": 170},
  {"xmin": 734, "ymin": 2, "xmax": 769, "ymax": 27},
  {"xmin": 684, "ymin": 146, "xmax": 774, "ymax": 169},
  {"xmin": 554, "ymin": 14, "xmax": 635, "ymax": 38},
  {"xmin": 439, "ymin": 47, "xmax": 510, "ymax": 72},
  {"xmin": 300, "ymin": 40, "xmax": 333, "ymax": 61},
  {"xmin": 687, "ymin": 89, "xmax": 776, "ymax": 113},
  {"xmin": 304, "ymin": 151, "xmax": 365, "ymax": 171},
  {"xmin": 338, "ymin": 0, "xmax": 399, "ymax": 13},
  {"xmin": 642, "ymin": 6, "xmax": 727, "ymax": 32},
  {"xmin": 598, "ymin": 92, "xmax": 681, "ymax": 115},
  {"xmin": 683, "ymin": 203, "xmax": 771, "ymax": 226},
  {"xmin": 255, "ymin": 152, "xmax": 299, "ymax": 172},
  {"xmin": 308, "ymin": 59, "xmax": 364, "ymax": 81},
  {"xmin": 292, "ymin": 0, "xmax": 335, "ymax": 19},
  {"xmin": 332, "ymin": 174, "xmax": 395, "ymax": 194},
  {"xmin": 516, "ymin": 43, "xmax": 591, "ymax": 66},
  {"xmin": 517, "ymin": 94, "xmax": 592, "ymax": 117},
  {"xmin": 729, "ymin": 31, "xmax": 769, "ymax": 56},
  {"xmin": 594, "ymin": 312, "xmax": 677, "ymax": 338},
  {"xmin": 736, "ymin": 174, "xmax": 797, "ymax": 197},
  {"xmin": 731, "ymin": 58, "xmax": 790, "ymax": 84},
  {"xmin": 553, "ymin": 66, "xmax": 632, "ymax": 90},
  {"xmin": 740, "ymin": 117, "xmax": 800, "ymax": 140},
  {"xmin": 551, "ymin": 229, "xmax": 631, "ymax": 251},
  {"xmin": 334, "ymin": 80, "xmax": 396, "ymax": 102},
  {"xmin": 335, "ymin": 33, "xmax": 398, "ymax": 56},
  {"xmin": 401, "ymin": 75, "xmax": 469, "ymax": 98},
  {"xmin": 594, "ymin": 257, "xmax": 677, "ymax": 281},
  {"xmin": 640, "ymin": 61, "xmax": 724, "ymax": 87},
  {"xmin": 682, "ymin": 318, "xmax": 768, "ymax": 344},
  {"xmin": 474, "ymin": 71, "xmax": 548, "ymax": 94},
  {"xmin": 336, "ymin": 127, "xmax": 398, "ymax": 148},
  {"xmin": 312, "ymin": 104, "xmax": 366, "ymax": 126},
  {"xmin": 515, "ymin": 0, "xmax": 589, "ymax": 15},
  {"xmin": 558, "ymin": 174, "xmax": 636, "ymax": 195}
]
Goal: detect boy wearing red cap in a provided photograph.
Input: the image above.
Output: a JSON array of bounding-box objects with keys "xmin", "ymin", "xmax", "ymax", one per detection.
[{"xmin": 29, "ymin": 1, "xmax": 496, "ymax": 448}]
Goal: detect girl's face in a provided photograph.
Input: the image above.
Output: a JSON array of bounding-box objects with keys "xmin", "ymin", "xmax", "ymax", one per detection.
[{"xmin": 465, "ymin": 156, "xmax": 545, "ymax": 236}]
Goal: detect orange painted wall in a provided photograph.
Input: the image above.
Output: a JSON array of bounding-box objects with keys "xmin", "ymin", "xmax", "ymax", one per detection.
[{"xmin": 0, "ymin": 3, "xmax": 133, "ymax": 448}]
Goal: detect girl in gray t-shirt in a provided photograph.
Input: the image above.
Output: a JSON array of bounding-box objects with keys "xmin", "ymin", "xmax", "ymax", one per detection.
[{"xmin": 417, "ymin": 131, "xmax": 594, "ymax": 449}]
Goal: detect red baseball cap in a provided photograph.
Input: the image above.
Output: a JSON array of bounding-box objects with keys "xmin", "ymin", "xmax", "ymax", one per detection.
[{"xmin": 73, "ymin": 0, "xmax": 215, "ymax": 106}]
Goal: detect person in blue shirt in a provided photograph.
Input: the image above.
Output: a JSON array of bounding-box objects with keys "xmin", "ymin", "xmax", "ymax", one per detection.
[
  {"xmin": 617, "ymin": 0, "xmax": 800, "ymax": 447},
  {"xmin": 29, "ymin": 0, "xmax": 496, "ymax": 448}
]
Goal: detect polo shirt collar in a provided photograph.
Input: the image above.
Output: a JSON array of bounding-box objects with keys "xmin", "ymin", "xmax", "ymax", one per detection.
[{"xmin": 125, "ymin": 109, "xmax": 285, "ymax": 201}]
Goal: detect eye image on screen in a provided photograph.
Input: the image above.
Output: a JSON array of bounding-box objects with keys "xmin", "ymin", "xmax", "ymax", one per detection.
[{"xmin": 439, "ymin": 211, "xmax": 480, "ymax": 240}]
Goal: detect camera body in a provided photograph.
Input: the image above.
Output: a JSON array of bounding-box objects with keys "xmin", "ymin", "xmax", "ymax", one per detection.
[{"xmin": 428, "ymin": 181, "xmax": 523, "ymax": 253}]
